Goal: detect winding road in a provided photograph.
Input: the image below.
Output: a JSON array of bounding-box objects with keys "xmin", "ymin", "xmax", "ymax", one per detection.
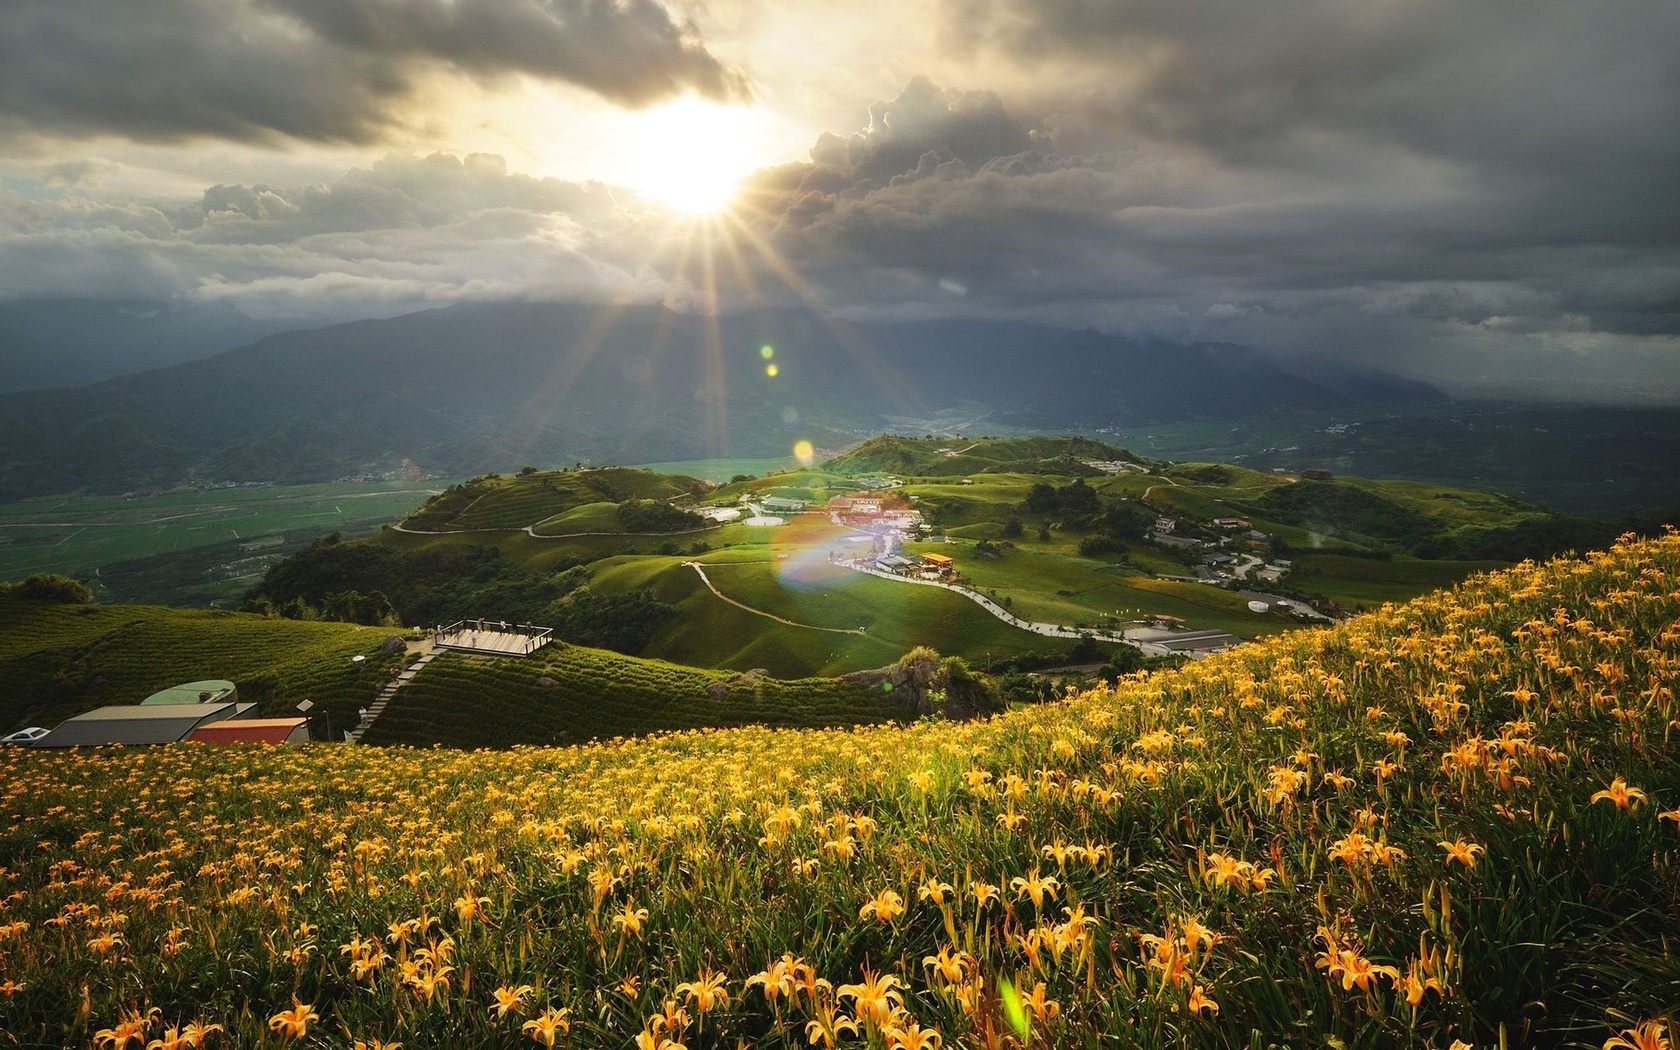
[{"xmin": 683, "ymin": 562, "xmax": 867, "ymax": 635}]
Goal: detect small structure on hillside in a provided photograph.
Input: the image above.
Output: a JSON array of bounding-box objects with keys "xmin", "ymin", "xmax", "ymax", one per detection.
[
  {"xmin": 36, "ymin": 701, "xmax": 259, "ymax": 748},
  {"xmin": 761, "ymin": 496, "xmax": 806, "ymax": 513},
  {"xmin": 187, "ymin": 718, "xmax": 309, "ymax": 745},
  {"xmin": 1302, "ymin": 467, "xmax": 1335, "ymax": 482},
  {"xmin": 921, "ymin": 552, "xmax": 955, "ymax": 575},
  {"xmin": 142, "ymin": 680, "xmax": 237, "ymax": 705},
  {"xmin": 435, "ymin": 620, "xmax": 553, "ymax": 656}
]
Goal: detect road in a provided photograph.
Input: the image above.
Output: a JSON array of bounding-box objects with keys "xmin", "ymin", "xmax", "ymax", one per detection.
[
  {"xmin": 840, "ymin": 562, "xmax": 1141, "ymax": 648},
  {"xmin": 684, "ymin": 562, "xmax": 867, "ymax": 635}
]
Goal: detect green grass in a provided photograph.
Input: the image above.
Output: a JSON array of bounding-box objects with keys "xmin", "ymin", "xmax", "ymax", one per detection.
[
  {"xmin": 361, "ymin": 645, "xmax": 906, "ymax": 749},
  {"xmin": 1287, "ymin": 553, "xmax": 1512, "ymax": 608},
  {"xmin": 531, "ymin": 501, "xmax": 626, "ymax": 535},
  {"xmin": 404, "ymin": 468, "xmax": 697, "ymax": 532},
  {"xmin": 632, "ymin": 456, "xmax": 798, "ymax": 481},
  {"xmin": 0, "ymin": 482, "xmax": 442, "ymax": 602},
  {"xmin": 0, "ymin": 597, "xmax": 404, "ymax": 734},
  {"xmin": 585, "ymin": 552, "xmax": 1065, "ymax": 677}
]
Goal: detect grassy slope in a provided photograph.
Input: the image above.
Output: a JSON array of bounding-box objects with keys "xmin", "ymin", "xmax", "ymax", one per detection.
[
  {"xmin": 254, "ymin": 446, "xmax": 1614, "ymax": 677},
  {"xmin": 1, "ymin": 538, "xmax": 1677, "ymax": 1049},
  {"xmin": 0, "ymin": 599, "xmax": 401, "ymax": 734},
  {"xmin": 362, "ymin": 645, "xmax": 904, "ymax": 749},
  {"xmin": 403, "ymin": 468, "xmax": 696, "ymax": 532}
]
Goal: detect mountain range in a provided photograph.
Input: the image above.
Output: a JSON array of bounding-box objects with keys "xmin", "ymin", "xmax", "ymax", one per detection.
[{"xmin": 0, "ymin": 300, "xmax": 1442, "ymax": 500}]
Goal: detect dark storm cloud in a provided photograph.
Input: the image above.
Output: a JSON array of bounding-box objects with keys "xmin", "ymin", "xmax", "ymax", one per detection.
[
  {"xmin": 0, "ymin": 0, "xmax": 745, "ymax": 144},
  {"xmin": 721, "ymin": 2, "xmax": 1680, "ymax": 397},
  {"xmin": 0, "ymin": 151, "xmax": 661, "ymax": 314}
]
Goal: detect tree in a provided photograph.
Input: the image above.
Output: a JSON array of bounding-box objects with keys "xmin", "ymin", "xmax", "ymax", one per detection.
[
  {"xmin": 0, "ymin": 574, "xmax": 94, "ymax": 603},
  {"xmin": 1002, "ymin": 515, "xmax": 1024, "ymax": 538}
]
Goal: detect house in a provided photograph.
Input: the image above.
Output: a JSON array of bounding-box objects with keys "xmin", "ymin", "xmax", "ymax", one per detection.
[
  {"xmin": 921, "ymin": 552, "xmax": 954, "ymax": 574},
  {"xmin": 761, "ymin": 496, "xmax": 806, "ymax": 512},
  {"xmin": 187, "ymin": 718, "xmax": 309, "ymax": 745},
  {"xmin": 1151, "ymin": 532, "xmax": 1202, "ymax": 549},
  {"xmin": 36, "ymin": 702, "xmax": 259, "ymax": 748},
  {"xmin": 1212, "ymin": 517, "xmax": 1251, "ymax": 529}
]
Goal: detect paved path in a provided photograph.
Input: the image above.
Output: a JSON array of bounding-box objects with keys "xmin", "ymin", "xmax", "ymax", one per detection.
[
  {"xmin": 684, "ymin": 562, "xmax": 867, "ymax": 635},
  {"xmin": 839, "ymin": 562, "xmax": 1141, "ymax": 648},
  {"xmin": 347, "ymin": 643, "xmax": 439, "ymax": 744},
  {"xmin": 391, "ymin": 520, "xmax": 721, "ymax": 539}
]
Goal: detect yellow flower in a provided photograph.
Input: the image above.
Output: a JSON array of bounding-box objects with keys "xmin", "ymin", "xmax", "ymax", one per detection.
[
  {"xmin": 917, "ymin": 878, "xmax": 954, "ymax": 905},
  {"xmin": 837, "ymin": 968, "xmax": 904, "ymax": 1027},
  {"xmin": 1592, "ymin": 776, "xmax": 1648, "ymax": 811},
  {"xmin": 1439, "ymin": 838, "xmax": 1485, "ymax": 868},
  {"xmin": 921, "ymin": 946, "xmax": 971, "ymax": 987},
  {"xmin": 1604, "ymin": 1021, "xmax": 1669, "ymax": 1050},
  {"xmin": 675, "ymin": 969, "xmax": 730, "ymax": 1014},
  {"xmin": 1022, "ymin": 981, "xmax": 1060, "ymax": 1022},
  {"xmin": 860, "ymin": 887, "xmax": 906, "ymax": 923},
  {"xmin": 267, "ymin": 999, "xmax": 318, "ymax": 1041},
  {"xmin": 613, "ymin": 901, "xmax": 650, "ymax": 936},
  {"xmin": 885, "ymin": 1019, "xmax": 944, "ymax": 1050},
  {"xmin": 1187, "ymin": 984, "xmax": 1219, "ymax": 1016},
  {"xmin": 521, "ymin": 1006, "xmax": 572, "ymax": 1047},
  {"xmin": 1009, "ymin": 869, "xmax": 1060, "ymax": 910},
  {"xmin": 490, "ymin": 984, "xmax": 535, "ymax": 1020}
]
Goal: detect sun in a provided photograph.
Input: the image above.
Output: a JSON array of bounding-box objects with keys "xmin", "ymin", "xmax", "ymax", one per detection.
[{"xmin": 625, "ymin": 97, "xmax": 763, "ymax": 216}]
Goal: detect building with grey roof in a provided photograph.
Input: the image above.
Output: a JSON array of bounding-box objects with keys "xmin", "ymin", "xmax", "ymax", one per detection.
[{"xmin": 35, "ymin": 702, "xmax": 257, "ymax": 748}]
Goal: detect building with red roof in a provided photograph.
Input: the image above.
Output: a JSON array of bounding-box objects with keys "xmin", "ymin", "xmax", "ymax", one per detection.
[{"xmin": 185, "ymin": 718, "xmax": 309, "ymax": 745}]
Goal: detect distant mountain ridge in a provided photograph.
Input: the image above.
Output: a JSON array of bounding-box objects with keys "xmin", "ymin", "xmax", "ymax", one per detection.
[
  {"xmin": 0, "ymin": 298, "xmax": 306, "ymax": 393},
  {"xmin": 0, "ymin": 301, "xmax": 1441, "ymax": 500}
]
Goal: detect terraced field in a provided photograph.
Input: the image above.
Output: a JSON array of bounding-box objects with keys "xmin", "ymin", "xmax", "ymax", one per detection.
[
  {"xmin": 362, "ymin": 645, "xmax": 902, "ymax": 749},
  {"xmin": 0, "ymin": 597, "xmax": 402, "ymax": 734},
  {"xmin": 403, "ymin": 468, "xmax": 700, "ymax": 532}
]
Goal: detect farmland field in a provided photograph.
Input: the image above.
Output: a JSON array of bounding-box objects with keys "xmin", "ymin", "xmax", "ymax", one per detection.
[
  {"xmin": 0, "ymin": 482, "xmax": 444, "ymax": 606},
  {"xmin": 1, "ymin": 536, "xmax": 1676, "ymax": 1048}
]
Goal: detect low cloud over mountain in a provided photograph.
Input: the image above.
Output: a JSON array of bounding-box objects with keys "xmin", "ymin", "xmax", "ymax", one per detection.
[{"xmin": 0, "ymin": 0, "xmax": 1676, "ymax": 401}]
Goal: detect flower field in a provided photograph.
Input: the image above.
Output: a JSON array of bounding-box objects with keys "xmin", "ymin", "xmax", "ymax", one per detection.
[{"xmin": 3, "ymin": 534, "xmax": 1680, "ymax": 1048}]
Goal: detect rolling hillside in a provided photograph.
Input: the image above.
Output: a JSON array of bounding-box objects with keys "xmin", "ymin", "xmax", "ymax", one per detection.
[
  {"xmin": 242, "ymin": 440, "xmax": 1637, "ymax": 678},
  {"xmin": 0, "ymin": 590, "xmax": 911, "ymax": 746},
  {"xmin": 0, "ymin": 536, "xmax": 1676, "ymax": 1048}
]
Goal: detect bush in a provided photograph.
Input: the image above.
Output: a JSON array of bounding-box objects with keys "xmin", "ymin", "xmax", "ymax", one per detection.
[{"xmin": 0, "ymin": 574, "xmax": 95, "ymax": 604}]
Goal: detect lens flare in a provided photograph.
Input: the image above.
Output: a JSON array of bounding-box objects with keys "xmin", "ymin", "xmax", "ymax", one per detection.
[
  {"xmin": 793, "ymin": 439, "xmax": 815, "ymax": 465},
  {"xmin": 766, "ymin": 363, "xmax": 779, "ymax": 377}
]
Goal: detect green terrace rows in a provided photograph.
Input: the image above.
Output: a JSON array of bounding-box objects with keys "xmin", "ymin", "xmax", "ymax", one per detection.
[
  {"xmin": 360, "ymin": 646, "xmax": 903, "ymax": 749},
  {"xmin": 0, "ymin": 599, "xmax": 401, "ymax": 735},
  {"xmin": 403, "ymin": 468, "xmax": 700, "ymax": 533}
]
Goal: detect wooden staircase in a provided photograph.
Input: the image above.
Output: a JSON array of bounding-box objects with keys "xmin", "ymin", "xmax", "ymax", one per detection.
[{"xmin": 347, "ymin": 648, "xmax": 439, "ymax": 743}]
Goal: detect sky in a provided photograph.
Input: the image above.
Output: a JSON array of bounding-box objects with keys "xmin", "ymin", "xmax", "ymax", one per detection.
[{"xmin": 2, "ymin": 0, "xmax": 1678, "ymax": 402}]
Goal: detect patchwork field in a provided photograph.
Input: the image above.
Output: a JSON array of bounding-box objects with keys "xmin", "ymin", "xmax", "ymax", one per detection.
[{"xmin": 0, "ymin": 482, "xmax": 442, "ymax": 606}]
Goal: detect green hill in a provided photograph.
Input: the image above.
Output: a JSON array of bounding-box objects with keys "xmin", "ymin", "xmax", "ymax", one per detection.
[
  {"xmin": 403, "ymin": 467, "xmax": 702, "ymax": 532},
  {"xmin": 239, "ymin": 449, "xmax": 1640, "ymax": 679},
  {"xmin": 0, "ymin": 594, "xmax": 400, "ymax": 734},
  {"xmin": 361, "ymin": 645, "xmax": 903, "ymax": 749},
  {"xmin": 825, "ymin": 434, "xmax": 1142, "ymax": 478},
  {"xmin": 1, "ymin": 537, "xmax": 1677, "ymax": 1048},
  {"xmin": 0, "ymin": 589, "xmax": 913, "ymax": 746}
]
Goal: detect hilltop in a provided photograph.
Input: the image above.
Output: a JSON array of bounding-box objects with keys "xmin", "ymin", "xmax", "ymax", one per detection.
[
  {"xmin": 240, "ymin": 439, "xmax": 1633, "ymax": 678},
  {"xmin": 2, "ymin": 535, "xmax": 1677, "ymax": 1048}
]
